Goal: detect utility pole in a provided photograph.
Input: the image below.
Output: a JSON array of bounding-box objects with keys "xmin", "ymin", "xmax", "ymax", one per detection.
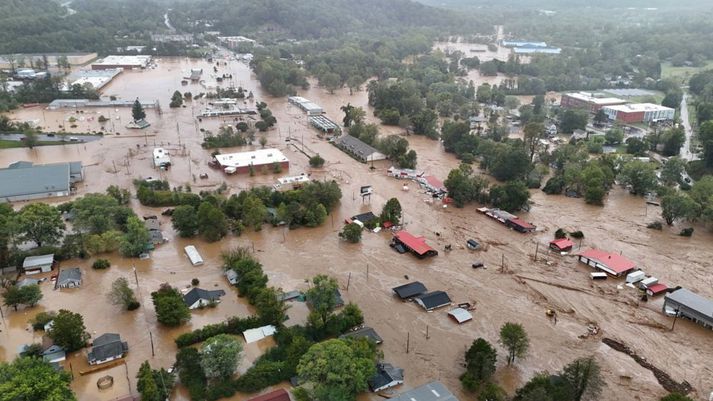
[
  {"xmin": 346, "ymin": 272, "xmax": 351, "ymax": 291},
  {"xmin": 671, "ymin": 308, "xmax": 680, "ymax": 331},
  {"xmin": 366, "ymin": 264, "xmax": 369, "ymax": 281},
  {"xmin": 133, "ymin": 266, "xmax": 139, "ymax": 287},
  {"xmin": 534, "ymin": 242, "xmax": 539, "ymax": 261},
  {"xmin": 149, "ymin": 331, "xmax": 155, "ymax": 357},
  {"xmin": 406, "ymin": 332, "xmax": 410, "ymax": 354}
]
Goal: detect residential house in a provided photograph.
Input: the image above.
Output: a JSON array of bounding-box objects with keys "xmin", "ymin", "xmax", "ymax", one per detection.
[
  {"xmin": 549, "ymin": 238, "xmax": 574, "ymax": 253},
  {"xmin": 55, "ymin": 268, "xmax": 82, "ymax": 289},
  {"xmin": 87, "ymin": 333, "xmax": 129, "ymax": 365},
  {"xmin": 415, "ymin": 291, "xmax": 452, "ymax": 311},
  {"xmin": 17, "ymin": 278, "xmax": 39, "ymax": 287},
  {"xmin": 369, "ymin": 363, "xmax": 404, "ymax": 392},
  {"xmin": 392, "ymin": 282, "xmax": 427, "ymax": 300},
  {"xmin": 577, "ymin": 249, "xmax": 636, "ymax": 277},
  {"xmin": 247, "ymin": 388, "xmax": 291, "ymax": 401},
  {"xmin": 334, "ymin": 135, "xmax": 387, "ymax": 163},
  {"xmin": 392, "ymin": 381, "xmax": 460, "ymax": 401},
  {"xmin": 340, "ymin": 326, "xmax": 383, "ymax": 344},
  {"xmin": 22, "ymin": 254, "xmax": 54, "ymax": 275},
  {"xmin": 183, "ymin": 288, "xmax": 226, "ymax": 309},
  {"xmin": 42, "ymin": 345, "xmax": 66, "ymax": 363}
]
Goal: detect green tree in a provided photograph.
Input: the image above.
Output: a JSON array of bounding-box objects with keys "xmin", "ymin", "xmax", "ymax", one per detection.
[
  {"xmin": 604, "ymin": 128, "xmax": 624, "ymax": 145},
  {"xmin": 523, "ymin": 122, "xmax": 546, "ymax": 162},
  {"xmin": 698, "ymin": 121, "xmax": 713, "ymax": 167},
  {"xmin": 320, "ymin": 72, "xmax": 341, "ymax": 94},
  {"xmin": 2, "ymin": 286, "xmax": 23, "ymax": 311},
  {"xmin": 581, "ymin": 164, "xmax": 608, "ymax": 205},
  {"xmin": 661, "ymin": 193, "xmax": 699, "ymax": 225},
  {"xmin": 489, "ymin": 181, "xmax": 530, "ymax": 212},
  {"xmin": 499, "ymin": 322, "xmax": 529, "ymax": 366},
  {"xmin": 444, "ymin": 164, "xmax": 489, "ymax": 207},
  {"xmin": 662, "ymin": 92, "xmax": 683, "ymax": 109},
  {"xmin": 137, "ymin": 361, "xmax": 161, "ymax": 401},
  {"xmin": 200, "ymin": 334, "xmax": 243, "ymax": 380},
  {"xmin": 560, "ymin": 109, "xmax": 589, "ymax": 134},
  {"xmin": 513, "ymin": 373, "xmax": 573, "ymax": 401},
  {"xmin": 2, "ymin": 284, "xmax": 42, "ymax": 311},
  {"xmin": 47, "ymin": 309, "xmax": 90, "ymax": 352},
  {"xmin": 120, "ymin": 215, "xmax": 150, "ymax": 257},
  {"xmin": 619, "ymin": 160, "xmax": 658, "ymax": 195},
  {"xmin": 297, "ymin": 338, "xmax": 377, "ymax": 401},
  {"xmin": 171, "ymin": 205, "xmax": 198, "ymax": 237},
  {"xmin": 253, "ymin": 287, "xmax": 288, "ymax": 326},
  {"xmin": 505, "ymin": 96, "xmax": 520, "ymax": 111},
  {"xmin": 626, "ymin": 137, "xmax": 649, "ymax": 156},
  {"xmin": 661, "ymin": 128, "xmax": 685, "ymax": 156},
  {"xmin": 197, "ymin": 201, "xmax": 228, "ymax": 242},
  {"xmin": 593, "ymin": 109, "xmax": 608, "ymax": 126},
  {"xmin": 380, "ymin": 198, "xmax": 402, "ymax": 225},
  {"xmin": 460, "ymin": 338, "xmax": 497, "ymax": 392},
  {"xmin": 561, "ymin": 357, "xmax": 603, "ymax": 401},
  {"xmin": 478, "ymin": 382, "xmax": 507, "ymax": 401},
  {"xmin": 0, "ymin": 357, "xmax": 77, "ymax": 401},
  {"xmin": 306, "ymin": 275, "xmax": 339, "ymax": 327},
  {"xmin": 241, "ymin": 193, "xmax": 268, "ymax": 231},
  {"xmin": 151, "ymin": 283, "xmax": 190, "ymax": 326},
  {"xmin": 309, "ymin": 154, "xmax": 325, "ymax": 167},
  {"xmin": 169, "ymin": 90, "xmax": 183, "ymax": 108},
  {"xmin": 18, "ymin": 203, "xmax": 64, "ymax": 246},
  {"xmin": 24, "ymin": 131, "xmax": 38, "ymax": 149},
  {"xmin": 340, "ymin": 223, "xmax": 363, "ymax": 243},
  {"xmin": 661, "ymin": 157, "xmax": 687, "ymax": 186},
  {"xmin": 411, "ymin": 109, "xmax": 438, "ymax": 139},
  {"xmin": 132, "ymin": 99, "xmax": 146, "ymax": 121},
  {"xmin": 109, "ymin": 277, "xmax": 139, "ymax": 310}
]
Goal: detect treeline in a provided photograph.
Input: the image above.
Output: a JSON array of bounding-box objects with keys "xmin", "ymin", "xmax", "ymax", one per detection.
[
  {"xmin": 0, "ymin": 75, "xmax": 98, "ymax": 112},
  {"xmin": 135, "ymin": 179, "xmax": 341, "ymax": 241}
]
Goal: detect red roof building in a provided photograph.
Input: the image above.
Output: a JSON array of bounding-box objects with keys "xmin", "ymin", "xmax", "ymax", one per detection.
[
  {"xmin": 247, "ymin": 389, "xmax": 291, "ymax": 401},
  {"xmin": 549, "ymin": 238, "xmax": 574, "ymax": 252},
  {"xmin": 646, "ymin": 283, "xmax": 669, "ymax": 296},
  {"xmin": 422, "ymin": 176, "xmax": 446, "ymax": 193},
  {"xmin": 577, "ymin": 249, "xmax": 636, "ymax": 276},
  {"xmin": 507, "ymin": 218, "xmax": 536, "ymax": 233},
  {"xmin": 393, "ymin": 231, "xmax": 438, "ymax": 258}
]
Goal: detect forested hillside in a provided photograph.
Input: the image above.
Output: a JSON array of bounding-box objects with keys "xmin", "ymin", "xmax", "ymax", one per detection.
[
  {"xmin": 0, "ymin": 0, "xmax": 164, "ymax": 54},
  {"xmin": 170, "ymin": 0, "xmax": 488, "ymax": 39}
]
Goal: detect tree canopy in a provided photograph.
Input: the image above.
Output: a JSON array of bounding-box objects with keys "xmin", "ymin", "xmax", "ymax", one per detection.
[{"xmin": 0, "ymin": 356, "xmax": 77, "ymax": 401}]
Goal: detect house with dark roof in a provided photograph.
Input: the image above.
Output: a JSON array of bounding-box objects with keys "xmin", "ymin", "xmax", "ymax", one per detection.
[
  {"xmin": 183, "ymin": 288, "xmax": 226, "ymax": 309},
  {"xmin": 340, "ymin": 326, "xmax": 383, "ymax": 344},
  {"xmin": 55, "ymin": 268, "xmax": 82, "ymax": 289},
  {"xmin": 334, "ymin": 135, "xmax": 387, "ymax": 163},
  {"xmin": 369, "ymin": 363, "xmax": 404, "ymax": 392},
  {"xmin": 415, "ymin": 291, "xmax": 452, "ymax": 311},
  {"xmin": 392, "ymin": 381, "xmax": 459, "ymax": 401},
  {"xmin": 577, "ymin": 249, "xmax": 636, "ymax": 277},
  {"xmin": 350, "ymin": 212, "xmax": 379, "ymax": 225},
  {"xmin": 88, "ymin": 333, "xmax": 128, "ymax": 365},
  {"xmin": 0, "ymin": 161, "xmax": 83, "ymax": 202},
  {"xmin": 392, "ymin": 282, "xmax": 427, "ymax": 300},
  {"xmin": 663, "ymin": 288, "xmax": 713, "ymax": 329}
]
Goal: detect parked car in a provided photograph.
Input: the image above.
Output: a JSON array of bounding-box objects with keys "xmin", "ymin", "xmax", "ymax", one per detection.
[
  {"xmin": 466, "ymin": 239, "xmax": 480, "ymax": 250},
  {"xmin": 390, "ymin": 242, "xmax": 407, "ymax": 254},
  {"xmin": 472, "ymin": 261, "xmax": 485, "ymax": 269}
]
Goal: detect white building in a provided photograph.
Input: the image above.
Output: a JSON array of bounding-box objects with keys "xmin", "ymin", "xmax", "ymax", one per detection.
[
  {"xmin": 152, "ymin": 148, "xmax": 171, "ymax": 168},
  {"xmin": 214, "ymin": 148, "xmax": 289, "ymax": 174},
  {"xmin": 602, "ymin": 103, "xmax": 676, "ymax": 123},
  {"xmin": 91, "ymin": 55, "xmax": 152, "ymax": 70},
  {"xmin": 184, "ymin": 245, "xmax": 204, "ymax": 266}
]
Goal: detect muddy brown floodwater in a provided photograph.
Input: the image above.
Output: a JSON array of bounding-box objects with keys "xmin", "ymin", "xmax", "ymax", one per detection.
[{"xmin": 1, "ymin": 56, "xmax": 712, "ymax": 401}]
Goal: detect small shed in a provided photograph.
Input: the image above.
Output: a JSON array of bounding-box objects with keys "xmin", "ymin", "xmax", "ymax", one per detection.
[
  {"xmin": 507, "ymin": 218, "xmax": 536, "ymax": 233},
  {"xmin": 448, "ymin": 308, "xmax": 473, "ymax": 324},
  {"xmin": 42, "ymin": 345, "xmax": 66, "ymax": 363},
  {"xmin": 243, "ymin": 325, "xmax": 277, "ymax": 343},
  {"xmin": 23, "ymin": 254, "xmax": 54, "ymax": 274},
  {"xmin": 55, "ymin": 268, "xmax": 82, "ymax": 289},
  {"xmin": 646, "ymin": 283, "xmax": 669, "ymax": 297},
  {"xmin": 415, "ymin": 291, "xmax": 452, "ymax": 311},
  {"xmin": 392, "ymin": 282, "xmax": 427, "ymax": 300}
]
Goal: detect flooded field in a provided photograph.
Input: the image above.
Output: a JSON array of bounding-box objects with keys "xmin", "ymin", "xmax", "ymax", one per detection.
[{"xmin": 1, "ymin": 56, "xmax": 712, "ymax": 401}]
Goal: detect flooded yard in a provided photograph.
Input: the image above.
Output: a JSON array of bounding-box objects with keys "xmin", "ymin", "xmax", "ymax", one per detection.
[{"xmin": 1, "ymin": 56, "xmax": 712, "ymax": 401}]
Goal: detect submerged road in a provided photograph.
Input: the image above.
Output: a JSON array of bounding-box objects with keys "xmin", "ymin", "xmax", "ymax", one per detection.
[{"xmin": 679, "ymin": 93, "xmax": 698, "ymax": 161}]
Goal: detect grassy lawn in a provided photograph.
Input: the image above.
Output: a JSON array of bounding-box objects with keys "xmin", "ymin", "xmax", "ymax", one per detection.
[
  {"xmin": 661, "ymin": 61, "xmax": 713, "ymax": 84},
  {"xmin": 0, "ymin": 140, "xmax": 61, "ymax": 149}
]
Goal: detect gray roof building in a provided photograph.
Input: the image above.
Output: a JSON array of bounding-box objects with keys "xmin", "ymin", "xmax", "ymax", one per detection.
[
  {"xmin": 334, "ymin": 135, "xmax": 387, "ymax": 163},
  {"xmin": 369, "ymin": 363, "xmax": 404, "ymax": 392},
  {"xmin": 415, "ymin": 291, "xmax": 452, "ymax": 311},
  {"xmin": 17, "ymin": 278, "xmax": 39, "ymax": 287},
  {"xmin": 340, "ymin": 326, "xmax": 383, "ymax": 344},
  {"xmin": 392, "ymin": 381, "xmax": 459, "ymax": 401},
  {"xmin": 22, "ymin": 254, "xmax": 54, "ymax": 273},
  {"xmin": 55, "ymin": 268, "xmax": 82, "ymax": 289},
  {"xmin": 88, "ymin": 333, "xmax": 128, "ymax": 365},
  {"xmin": 393, "ymin": 282, "xmax": 428, "ymax": 300},
  {"xmin": 0, "ymin": 162, "xmax": 83, "ymax": 202},
  {"xmin": 183, "ymin": 288, "xmax": 226, "ymax": 309},
  {"xmin": 663, "ymin": 288, "xmax": 713, "ymax": 329}
]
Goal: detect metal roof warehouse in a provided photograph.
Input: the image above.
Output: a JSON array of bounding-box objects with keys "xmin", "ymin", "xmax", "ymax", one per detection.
[
  {"xmin": 663, "ymin": 288, "xmax": 713, "ymax": 329},
  {"xmin": 0, "ymin": 161, "xmax": 83, "ymax": 202}
]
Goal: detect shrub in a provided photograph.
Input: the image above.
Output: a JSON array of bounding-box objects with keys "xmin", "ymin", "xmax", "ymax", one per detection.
[
  {"xmin": 127, "ymin": 301, "xmax": 141, "ymax": 310},
  {"xmin": 31, "ymin": 311, "xmax": 57, "ymax": 331},
  {"xmin": 569, "ymin": 231, "xmax": 584, "ymax": 239},
  {"xmin": 191, "ymin": 278, "xmax": 200, "ymax": 286},
  {"xmin": 309, "ymin": 154, "xmax": 325, "ymax": 168},
  {"xmin": 554, "ymin": 229, "xmax": 567, "ymax": 239},
  {"xmin": 647, "ymin": 221, "xmax": 663, "ymax": 230},
  {"xmin": 92, "ymin": 259, "xmax": 110, "ymax": 269},
  {"xmin": 680, "ymin": 227, "xmax": 694, "ymax": 237}
]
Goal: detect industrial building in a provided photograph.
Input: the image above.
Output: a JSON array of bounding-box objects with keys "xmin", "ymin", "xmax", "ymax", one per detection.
[
  {"xmin": 288, "ymin": 96, "xmax": 323, "ymax": 115},
  {"xmin": 214, "ymin": 149, "xmax": 289, "ymax": 174},
  {"xmin": 334, "ymin": 135, "xmax": 387, "ymax": 163},
  {"xmin": 0, "ymin": 161, "xmax": 83, "ymax": 202},
  {"xmin": 663, "ymin": 288, "xmax": 713, "ymax": 329},
  {"xmin": 392, "ymin": 381, "xmax": 460, "ymax": 401},
  {"xmin": 91, "ymin": 55, "xmax": 152, "ymax": 70},
  {"xmin": 67, "ymin": 69, "xmax": 121, "ymax": 90},
  {"xmin": 577, "ymin": 249, "xmax": 636, "ymax": 277},
  {"xmin": 309, "ymin": 115, "xmax": 340, "ymax": 134},
  {"xmin": 561, "ymin": 92, "xmax": 628, "ymax": 113},
  {"xmin": 217, "ymin": 36, "xmax": 256, "ymax": 49},
  {"xmin": 501, "ymin": 40, "xmax": 548, "ymax": 48},
  {"xmin": 0, "ymin": 52, "xmax": 97, "ymax": 69},
  {"xmin": 48, "ymin": 98, "xmax": 158, "ymax": 110},
  {"xmin": 602, "ymin": 103, "xmax": 675, "ymax": 123},
  {"xmin": 514, "ymin": 46, "xmax": 561, "ymax": 55}
]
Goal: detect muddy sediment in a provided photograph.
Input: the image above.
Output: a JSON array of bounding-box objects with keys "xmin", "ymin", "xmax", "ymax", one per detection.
[{"xmin": 0, "ymin": 56, "xmax": 711, "ymax": 401}]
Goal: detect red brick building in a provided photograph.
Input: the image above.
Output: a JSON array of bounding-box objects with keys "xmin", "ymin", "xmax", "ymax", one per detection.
[{"xmin": 561, "ymin": 92, "xmax": 627, "ymax": 113}]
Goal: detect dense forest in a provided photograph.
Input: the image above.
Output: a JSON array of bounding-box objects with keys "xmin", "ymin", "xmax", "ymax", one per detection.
[{"xmin": 0, "ymin": 0, "xmax": 165, "ymax": 54}]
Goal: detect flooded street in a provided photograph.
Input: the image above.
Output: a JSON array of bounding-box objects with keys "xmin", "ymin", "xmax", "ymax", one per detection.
[{"xmin": 1, "ymin": 57, "xmax": 712, "ymax": 401}]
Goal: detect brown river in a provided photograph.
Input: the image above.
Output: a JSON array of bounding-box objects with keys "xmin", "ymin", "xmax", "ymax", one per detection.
[{"xmin": 1, "ymin": 57, "xmax": 712, "ymax": 401}]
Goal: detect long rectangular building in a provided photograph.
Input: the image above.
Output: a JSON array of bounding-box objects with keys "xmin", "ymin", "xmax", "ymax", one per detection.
[
  {"xmin": 602, "ymin": 103, "xmax": 675, "ymax": 123},
  {"xmin": 214, "ymin": 148, "xmax": 289, "ymax": 174},
  {"xmin": 0, "ymin": 161, "xmax": 83, "ymax": 202},
  {"xmin": 91, "ymin": 55, "xmax": 151, "ymax": 70},
  {"xmin": 664, "ymin": 288, "xmax": 713, "ymax": 329},
  {"xmin": 561, "ymin": 92, "xmax": 627, "ymax": 113}
]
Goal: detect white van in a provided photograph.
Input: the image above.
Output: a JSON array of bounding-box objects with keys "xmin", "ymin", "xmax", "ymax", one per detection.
[{"xmin": 184, "ymin": 245, "xmax": 204, "ymax": 266}]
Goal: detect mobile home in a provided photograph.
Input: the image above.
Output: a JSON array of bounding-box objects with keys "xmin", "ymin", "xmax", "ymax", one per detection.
[{"xmin": 184, "ymin": 245, "xmax": 204, "ymax": 266}]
